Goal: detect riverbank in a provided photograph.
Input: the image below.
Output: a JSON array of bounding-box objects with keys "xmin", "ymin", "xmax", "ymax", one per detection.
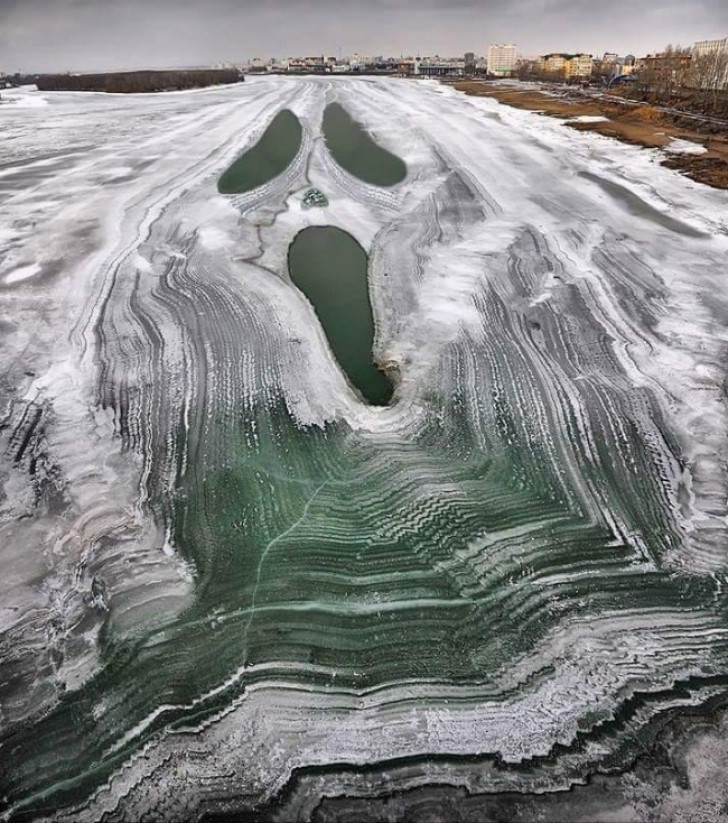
[
  {"xmin": 34, "ymin": 69, "xmax": 244, "ymax": 93},
  {"xmin": 451, "ymin": 81, "xmax": 728, "ymax": 190}
]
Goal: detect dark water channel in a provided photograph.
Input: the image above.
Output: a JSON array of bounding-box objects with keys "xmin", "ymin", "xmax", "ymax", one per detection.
[
  {"xmin": 218, "ymin": 109, "xmax": 302, "ymax": 194},
  {"xmin": 322, "ymin": 103, "xmax": 406, "ymax": 186},
  {"xmin": 288, "ymin": 227, "xmax": 393, "ymax": 406}
]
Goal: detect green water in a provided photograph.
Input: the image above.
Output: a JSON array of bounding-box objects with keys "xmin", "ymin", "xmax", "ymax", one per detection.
[
  {"xmin": 322, "ymin": 103, "xmax": 406, "ymax": 186},
  {"xmin": 4, "ymin": 385, "xmax": 704, "ymax": 816},
  {"xmin": 288, "ymin": 226, "xmax": 393, "ymax": 405},
  {"xmin": 218, "ymin": 109, "xmax": 302, "ymax": 194}
]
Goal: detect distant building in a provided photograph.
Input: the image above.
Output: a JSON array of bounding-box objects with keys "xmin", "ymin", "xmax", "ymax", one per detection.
[
  {"xmin": 602, "ymin": 52, "xmax": 619, "ymax": 63},
  {"xmin": 398, "ymin": 60, "xmax": 415, "ymax": 76},
  {"xmin": 540, "ymin": 53, "xmax": 593, "ymax": 78},
  {"xmin": 487, "ymin": 44, "xmax": 518, "ymax": 76},
  {"xmin": 417, "ymin": 57, "xmax": 465, "ymax": 77},
  {"xmin": 540, "ymin": 53, "xmax": 567, "ymax": 74},
  {"xmin": 516, "ymin": 57, "xmax": 541, "ymax": 77},
  {"xmin": 693, "ymin": 37, "xmax": 728, "ymax": 58},
  {"xmin": 692, "ymin": 37, "xmax": 728, "ymax": 89},
  {"xmin": 464, "ymin": 51, "xmax": 476, "ymax": 73},
  {"xmin": 564, "ymin": 54, "xmax": 593, "ymax": 78},
  {"xmin": 641, "ymin": 50, "xmax": 693, "ymax": 88}
]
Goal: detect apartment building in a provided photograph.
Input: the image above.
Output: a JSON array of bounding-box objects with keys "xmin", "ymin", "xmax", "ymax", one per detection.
[
  {"xmin": 487, "ymin": 44, "xmax": 518, "ymax": 76},
  {"xmin": 565, "ymin": 54, "xmax": 593, "ymax": 78},
  {"xmin": 693, "ymin": 37, "xmax": 728, "ymax": 58},
  {"xmin": 540, "ymin": 53, "xmax": 567, "ymax": 74},
  {"xmin": 540, "ymin": 53, "xmax": 593, "ymax": 78},
  {"xmin": 692, "ymin": 37, "xmax": 728, "ymax": 89}
]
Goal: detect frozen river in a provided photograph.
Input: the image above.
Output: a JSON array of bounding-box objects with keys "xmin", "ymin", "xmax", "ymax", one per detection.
[{"xmin": 1, "ymin": 77, "xmax": 728, "ymax": 821}]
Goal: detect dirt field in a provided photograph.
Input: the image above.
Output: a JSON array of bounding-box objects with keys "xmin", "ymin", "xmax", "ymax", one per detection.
[{"xmin": 452, "ymin": 82, "xmax": 728, "ymax": 190}]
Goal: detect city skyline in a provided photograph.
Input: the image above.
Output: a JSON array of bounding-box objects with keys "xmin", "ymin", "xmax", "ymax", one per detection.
[{"xmin": 1, "ymin": 0, "xmax": 726, "ymax": 73}]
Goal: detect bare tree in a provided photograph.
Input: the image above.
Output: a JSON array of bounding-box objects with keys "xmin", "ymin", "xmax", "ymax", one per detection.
[
  {"xmin": 691, "ymin": 48, "xmax": 728, "ymax": 112},
  {"xmin": 635, "ymin": 44, "xmax": 692, "ymax": 102}
]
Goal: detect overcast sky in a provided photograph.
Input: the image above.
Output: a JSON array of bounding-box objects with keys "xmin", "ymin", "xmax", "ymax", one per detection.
[{"xmin": 1, "ymin": 0, "xmax": 726, "ymax": 73}]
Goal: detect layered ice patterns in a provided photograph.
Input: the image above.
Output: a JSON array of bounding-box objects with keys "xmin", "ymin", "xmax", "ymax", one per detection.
[{"xmin": 1, "ymin": 77, "xmax": 728, "ymax": 820}]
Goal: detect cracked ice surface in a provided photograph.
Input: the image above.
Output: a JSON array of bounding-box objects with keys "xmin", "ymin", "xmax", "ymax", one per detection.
[{"xmin": 1, "ymin": 77, "xmax": 728, "ymax": 821}]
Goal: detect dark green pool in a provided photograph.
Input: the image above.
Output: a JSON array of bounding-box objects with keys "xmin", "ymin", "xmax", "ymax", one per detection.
[
  {"xmin": 218, "ymin": 109, "xmax": 302, "ymax": 194},
  {"xmin": 288, "ymin": 226, "xmax": 393, "ymax": 405},
  {"xmin": 322, "ymin": 103, "xmax": 406, "ymax": 187}
]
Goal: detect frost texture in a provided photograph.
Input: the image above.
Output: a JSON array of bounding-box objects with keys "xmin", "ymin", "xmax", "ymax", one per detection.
[{"xmin": 1, "ymin": 78, "xmax": 728, "ymax": 821}]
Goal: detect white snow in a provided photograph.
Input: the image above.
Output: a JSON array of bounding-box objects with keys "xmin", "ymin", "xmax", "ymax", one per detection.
[
  {"xmin": 4, "ymin": 263, "xmax": 41, "ymax": 284},
  {"xmin": 0, "ymin": 85, "xmax": 48, "ymax": 108},
  {"xmin": 570, "ymin": 114, "xmax": 610, "ymax": 123},
  {"xmin": 2, "ymin": 76, "xmax": 728, "ymax": 819},
  {"xmin": 663, "ymin": 137, "xmax": 708, "ymax": 155}
]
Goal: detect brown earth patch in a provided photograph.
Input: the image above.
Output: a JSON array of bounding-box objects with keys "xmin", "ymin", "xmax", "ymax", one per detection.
[{"xmin": 451, "ymin": 82, "xmax": 728, "ymax": 190}]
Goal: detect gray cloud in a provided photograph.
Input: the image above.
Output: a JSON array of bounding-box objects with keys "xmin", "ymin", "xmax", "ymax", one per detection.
[{"xmin": 0, "ymin": 0, "xmax": 726, "ymax": 72}]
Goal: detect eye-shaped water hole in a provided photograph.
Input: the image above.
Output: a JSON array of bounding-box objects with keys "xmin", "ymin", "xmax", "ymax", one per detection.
[
  {"xmin": 218, "ymin": 109, "xmax": 303, "ymax": 194},
  {"xmin": 322, "ymin": 102, "xmax": 407, "ymax": 187},
  {"xmin": 288, "ymin": 226, "xmax": 394, "ymax": 406}
]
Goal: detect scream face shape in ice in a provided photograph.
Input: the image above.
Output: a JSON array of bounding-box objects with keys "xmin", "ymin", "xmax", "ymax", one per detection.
[
  {"xmin": 1, "ymin": 78, "xmax": 728, "ymax": 821},
  {"xmin": 218, "ymin": 104, "xmax": 400, "ymax": 405}
]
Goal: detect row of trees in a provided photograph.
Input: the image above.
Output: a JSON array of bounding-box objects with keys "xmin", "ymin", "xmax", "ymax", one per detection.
[
  {"xmin": 36, "ymin": 69, "xmax": 244, "ymax": 94},
  {"xmin": 515, "ymin": 43, "xmax": 728, "ymax": 115},
  {"xmin": 632, "ymin": 46, "xmax": 692, "ymax": 98},
  {"xmin": 516, "ymin": 60, "xmax": 613, "ymax": 85},
  {"xmin": 625, "ymin": 44, "xmax": 728, "ymax": 114}
]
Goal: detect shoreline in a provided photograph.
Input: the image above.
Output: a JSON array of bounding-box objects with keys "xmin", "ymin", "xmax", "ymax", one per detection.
[{"xmin": 451, "ymin": 81, "xmax": 728, "ymax": 190}]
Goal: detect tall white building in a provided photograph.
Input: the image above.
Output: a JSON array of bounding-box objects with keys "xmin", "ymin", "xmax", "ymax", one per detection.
[
  {"xmin": 487, "ymin": 44, "xmax": 518, "ymax": 76},
  {"xmin": 692, "ymin": 37, "xmax": 728, "ymax": 89},
  {"xmin": 693, "ymin": 37, "xmax": 727, "ymax": 58}
]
